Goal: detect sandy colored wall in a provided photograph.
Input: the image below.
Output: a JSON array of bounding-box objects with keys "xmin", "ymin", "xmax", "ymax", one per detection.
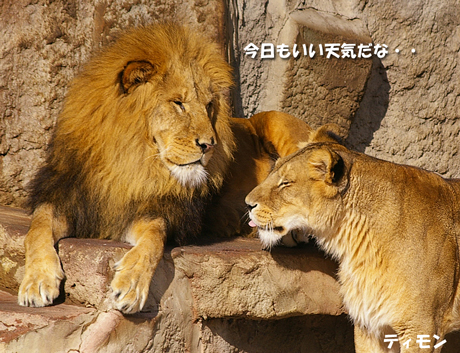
[{"xmin": 1, "ymin": 0, "xmax": 459, "ymax": 204}]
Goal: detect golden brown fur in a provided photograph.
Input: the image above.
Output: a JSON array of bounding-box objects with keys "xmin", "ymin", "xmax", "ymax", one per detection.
[
  {"xmin": 20, "ymin": 23, "xmax": 236, "ymax": 313},
  {"xmin": 17, "ymin": 22, "xmax": 319, "ymax": 313},
  {"xmin": 207, "ymin": 112, "xmax": 340, "ymax": 242},
  {"xmin": 246, "ymin": 142, "xmax": 460, "ymax": 352}
]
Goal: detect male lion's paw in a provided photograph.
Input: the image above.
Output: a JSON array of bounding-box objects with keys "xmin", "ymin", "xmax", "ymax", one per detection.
[
  {"xmin": 18, "ymin": 255, "xmax": 64, "ymax": 307},
  {"xmin": 110, "ymin": 250, "xmax": 153, "ymax": 314}
]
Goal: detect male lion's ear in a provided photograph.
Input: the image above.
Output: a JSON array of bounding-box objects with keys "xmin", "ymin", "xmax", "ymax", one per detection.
[
  {"xmin": 307, "ymin": 148, "xmax": 345, "ymax": 186},
  {"xmin": 121, "ymin": 61, "xmax": 155, "ymax": 94},
  {"xmin": 310, "ymin": 123, "xmax": 344, "ymax": 144}
]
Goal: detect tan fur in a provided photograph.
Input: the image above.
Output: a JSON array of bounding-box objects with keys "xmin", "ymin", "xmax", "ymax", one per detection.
[
  {"xmin": 112, "ymin": 218, "xmax": 166, "ymax": 312},
  {"xmin": 20, "ymin": 204, "xmax": 65, "ymax": 307},
  {"xmin": 17, "ymin": 23, "xmax": 320, "ymax": 313},
  {"xmin": 246, "ymin": 142, "xmax": 460, "ymax": 352},
  {"xmin": 205, "ymin": 111, "xmax": 339, "ymax": 240}
]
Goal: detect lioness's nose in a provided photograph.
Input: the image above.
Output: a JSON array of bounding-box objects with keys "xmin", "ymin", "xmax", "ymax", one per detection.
[
  {"xmin": 246, "ymin": 202, "xmax": 257, "ymax": 212},
  {"xmin": 196, "ymin": 137, "xmax": 215, "ymax": 154}
]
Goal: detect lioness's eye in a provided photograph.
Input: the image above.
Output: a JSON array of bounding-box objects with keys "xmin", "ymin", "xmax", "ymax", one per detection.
[{"xmin": 174, "ymin": 101, "xmax": 185, "ymax": 111}]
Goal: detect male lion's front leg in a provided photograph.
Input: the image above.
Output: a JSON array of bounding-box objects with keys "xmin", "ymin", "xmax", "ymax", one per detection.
[
  {"xmin": 18, "ymin": 203, "xmax": 65, "ymax": 307},
  {"xmin": 111, "ymin": 218, "xmax": 166, "ymax": 314}
]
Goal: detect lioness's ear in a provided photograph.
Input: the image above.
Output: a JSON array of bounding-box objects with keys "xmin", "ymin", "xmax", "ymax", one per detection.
[
  {"xmin": 121, "ymin": 61, "xmax": 155, "ymax": 94},
  {"xmin": 307, "ymin": 148, "xmax": 345, "ymax": 186}
]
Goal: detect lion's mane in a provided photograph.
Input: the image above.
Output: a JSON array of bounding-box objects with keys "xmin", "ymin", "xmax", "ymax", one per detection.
[{"xmin": 28, "ymin": 23, "xmax": 235, "ymax": 244}]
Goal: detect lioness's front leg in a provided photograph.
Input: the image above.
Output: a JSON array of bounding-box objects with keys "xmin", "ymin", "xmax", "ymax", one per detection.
[
  {"xmin": 354, "ymin": 325, "xmax": 398, "ymax": 353},
  {"xmin": 18, "ymin": 203, "xmax": 66, "ymax": 307},
  {"xmin": 111, "ymin": 218, "xmax": 166, "ymax": 314}
]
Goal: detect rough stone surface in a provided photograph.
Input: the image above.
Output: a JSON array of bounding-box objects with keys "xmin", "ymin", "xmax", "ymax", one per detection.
[
  {"xmin": 229, "ymin": 1, "xmax": 372, "ymax": 137},
  {"xmin": 281, "ymin": 19, "xmax": 372, "ymax": 139},
  {"xmin": 172, "ymin": 240, "xmax": 343, "ymax": 319},
  {"xmin": 0, "ymin": 287, "xmax": 354, "ymax": 353},
  {"xmin": 59, "ymin": 238, "xmax": 132, "ymax": 308},
  {"xmin": 347, "ymin": 0, "xmax": 460, "ymax": 178},
  {"xmin": 0, "ymin": 0, "xmax": 228, "ymax": 207},
  {"xmin": 200, "ymin": 315, "xmax": 355, "ymax": 353},
  {"xmin": 0, "ymin": 290, "xmax": 95, "ymax": 350},
  {"xmin": 229, "ymin": 0, "xmax": 460, "ymax": 177},
  {"xmin": 0, "ymin": 206, "xmax": 28, "ymax": 293},
  {"xmin": 0, "ymin": 289, "xmax": 158, "ymax": 353}
]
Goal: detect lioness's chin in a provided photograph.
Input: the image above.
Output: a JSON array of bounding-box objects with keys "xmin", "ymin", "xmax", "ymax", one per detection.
[
  {"xmin": 170, "ymin": 163, "xmax": 209, "ymax": 187},
  {"xmin": 258, "ymin": 228, "xmax": 285, "ymax": 249}
]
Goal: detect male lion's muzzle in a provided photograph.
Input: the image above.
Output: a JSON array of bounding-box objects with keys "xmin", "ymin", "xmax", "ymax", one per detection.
[{"xmin": 197, "ymin": 137, "xmax": 216, "ymax": 167}]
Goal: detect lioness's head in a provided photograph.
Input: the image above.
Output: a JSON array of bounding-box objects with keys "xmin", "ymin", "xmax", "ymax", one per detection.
[
  {"xmin": 246, "ymin": 143, "xmax": 350, "ymax": 249},
  {"xmin": 56, "ymin": 23, "xmax": 234, "ymax": 192}
]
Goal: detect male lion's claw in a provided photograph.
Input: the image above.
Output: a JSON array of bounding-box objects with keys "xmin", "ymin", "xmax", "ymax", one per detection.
[
  {"xmin": 110, "ymin": 251, "xmax": 152, "ymax": 314},
  {"xmin": 18, "ymin": 265, "xmax": 64, "ymax": 307},
  {"xmin": 110, "ymin": 279, "xmax": 148, "ymax": 314}
]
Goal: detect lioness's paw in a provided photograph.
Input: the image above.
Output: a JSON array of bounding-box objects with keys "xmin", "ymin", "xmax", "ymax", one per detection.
[
  {"xmin": 110, "ymin": 251, "xmax": 153, "ymax": 314},
  {"xmin": 18, "ymin": 258, "xmax": 64, "ymax": 307}
]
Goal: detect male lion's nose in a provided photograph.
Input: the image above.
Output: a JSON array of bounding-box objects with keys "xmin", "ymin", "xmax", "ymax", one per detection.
[
  {"xmin": 246, "ymin": 202, "xmax": 257, "ymax": 212},
  {"xmin": 196, "ymin": 137, "xmax": 215, "ymax": 154}
]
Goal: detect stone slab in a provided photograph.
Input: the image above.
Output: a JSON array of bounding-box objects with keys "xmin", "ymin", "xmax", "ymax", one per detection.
[
  {"xmin": 172, "ymin": 239, "xmax": 344, "ymax": 319},
  {"xmin": 0, "ymin": 289, "xmax": 94, "ymax": 345},
  {"xmin": 0, "ymin": 289, "xmax": 157, "ymax": 353},
  {"xmin": 0, "ymin": 205, "xmax": 344, "ymax": 319}
]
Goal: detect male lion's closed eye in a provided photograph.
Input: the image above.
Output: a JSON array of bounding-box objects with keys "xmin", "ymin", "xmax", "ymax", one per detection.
[{"xmin": 278, "ymin": 179, "xmax": 292, "ymax": 188}]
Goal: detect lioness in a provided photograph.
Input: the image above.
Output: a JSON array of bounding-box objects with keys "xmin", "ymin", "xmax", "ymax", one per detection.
[
  {"xmin": 246, "ymin": 142, "xmax": 460, "ymax": 352},
  {"xmin": 18, "ymin": 22, "xmax": 320, "ymax": 314}
]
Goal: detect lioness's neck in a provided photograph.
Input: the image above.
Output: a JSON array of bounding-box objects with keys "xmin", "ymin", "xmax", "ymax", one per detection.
[
  {"xmin": 316, "ymin": 206, "xmax": 393, "ymax": 337},
  {"xmin": 317, "ymin": 207, "xmax": 380, "ymax": 266}
]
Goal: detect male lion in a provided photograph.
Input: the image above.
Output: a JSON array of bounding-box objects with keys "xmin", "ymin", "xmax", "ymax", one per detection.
[
  {"xmin": 18, "ymin": 23, "xmax": 318, "ymax": 313},
  {"xmin": 246, "ymin": 142, "xmax": 460, "ymax": 352}
]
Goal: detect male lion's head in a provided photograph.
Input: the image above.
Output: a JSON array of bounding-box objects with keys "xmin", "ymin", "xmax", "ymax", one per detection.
[{"xmin": 53, "ymin": 23, "xmax": 235, "ymax": 197}]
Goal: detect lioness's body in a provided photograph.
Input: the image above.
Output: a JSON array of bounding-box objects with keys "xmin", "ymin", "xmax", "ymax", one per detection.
[
  {"xmin": 18, "ymin": 22, "xmax": 317, "ymax": 313},
  {"xmin": 246, "ymin": 142, "xmax": 460, "ymax": 352}
]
